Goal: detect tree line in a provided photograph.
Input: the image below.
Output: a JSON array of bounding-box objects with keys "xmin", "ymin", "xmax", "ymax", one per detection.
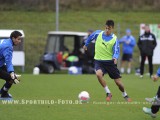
[{"xmin": 0, "ymin": 0, "xmax": 160, "ymax": 11}]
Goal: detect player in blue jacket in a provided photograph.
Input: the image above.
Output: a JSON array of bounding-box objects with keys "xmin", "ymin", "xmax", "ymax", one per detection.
[
  {"xmin": 0, "ymin": 31, "xmax": 22, "ymax": 99},
  {"xmin": 143, "ymin": 67, "xmax": 160, "ymax": 118},
  {"xmin": 119, "ymin": 29, "xmax": 136, "ymax": 74}
]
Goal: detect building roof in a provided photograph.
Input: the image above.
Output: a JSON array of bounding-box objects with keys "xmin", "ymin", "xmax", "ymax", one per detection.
[
  {"xmin": 48, "ymin": 31, "xmax": 87, "ymax": 36},
  {"xmin": 0, "ymin": 29, "xmax": 25, "ymax": 38}
]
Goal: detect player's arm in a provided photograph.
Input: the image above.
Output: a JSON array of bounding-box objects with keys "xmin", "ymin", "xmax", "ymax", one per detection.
[
  {"xmin": 152, "ymin": 67, "xmax": 160, "ymax": 82},
  {"xmin": 3, "ymin": 47, "xmax": 14, "ymax": 72},
  {"xmin": 3, "ymin": 47, "xmax": 20, "ymax": 84},
  {"xmin": 152, "ymin": 34, "xmax": 157, "ymax": 49},
  {"xmin": 83, "ymin": 30, "xmax": 100, "ymax": 50},
  {"xmin": 137, "ymin": 36, "xmax": 142, "ymax": 50},
  {"xmin": 118, "ymin": 36, "xmax": 126, "ymax": 43},
  {"xmin": 128, "ymin": 37, "xmax": 136, "ymax": 47},
  {"xmin": 112, "ymin": 40, "xmax": 120, "ymax": 64}
]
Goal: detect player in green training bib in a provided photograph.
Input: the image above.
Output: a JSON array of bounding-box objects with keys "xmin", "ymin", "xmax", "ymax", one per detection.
[{"xmin": 83, "ymin": 20, "xmax": 131, "ymax": 102}]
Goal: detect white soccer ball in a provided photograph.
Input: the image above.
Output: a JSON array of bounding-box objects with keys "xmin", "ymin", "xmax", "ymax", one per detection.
[
  {"xmin": 78, "ymin": 91, "xmax": 90, "ymax": 103},
  {"xmin": 69, "ymin": 66, "xmax": 78, "ymax": 74}
]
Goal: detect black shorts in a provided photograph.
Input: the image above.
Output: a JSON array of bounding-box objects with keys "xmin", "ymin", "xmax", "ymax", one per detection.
[
  {"xmin": 94, "ymin": 60, "xmax": 121, "ymax": 79},
  {"xmin": 122, "ymin": 53, "xmax": 132, "ymax": 62},
  {"xmin": 0, "ymin": 65, "xmax": 12, "ymax": 81}
]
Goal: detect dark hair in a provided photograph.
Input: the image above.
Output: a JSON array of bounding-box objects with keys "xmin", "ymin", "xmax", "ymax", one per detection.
[
  {"xmin": 10, "ymin": 31, "xmax": 22, "ymax": 39},
  {"xmin": 105, "ymin": 20, "xmax": 114, "ymax": 27}
]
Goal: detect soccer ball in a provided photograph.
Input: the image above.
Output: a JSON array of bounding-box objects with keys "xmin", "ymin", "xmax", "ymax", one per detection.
[{"xmin": 78, "ymin": 91, "xmax": 90, "ymax": 103}]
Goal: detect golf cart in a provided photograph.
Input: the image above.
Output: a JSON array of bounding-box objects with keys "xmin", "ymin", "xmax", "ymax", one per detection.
[{"xmin": 37, "ymin": 31, "xmax": 95, "ymax": 74}]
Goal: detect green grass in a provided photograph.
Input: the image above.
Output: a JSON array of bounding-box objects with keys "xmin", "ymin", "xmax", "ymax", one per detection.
[
  {"xmin": 0, "ymin": 11, "xmax": 160, "ymax": 72},
  {"xmin": 0, "ymin": 74, "xmax": 160, "ymax": 120}
]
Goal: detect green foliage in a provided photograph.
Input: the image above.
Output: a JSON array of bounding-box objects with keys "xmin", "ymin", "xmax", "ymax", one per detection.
[
  {"xmin": 0, "ymin": 11, "xmax": 160, "ymax": 73},
  {"xmin": 0, "ymin": 74, "xmax": 160, "ymax": 119},
  {"xmin": 0, "ymin": 0, "xmax": 160, "ymax": 12}
]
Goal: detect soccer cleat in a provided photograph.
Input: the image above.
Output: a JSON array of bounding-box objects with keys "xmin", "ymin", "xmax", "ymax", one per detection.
[
  {"xmin": 143, "ymin": 107, "xmax": 156, "ymax": 118},
  {"xmin": 124, "ymin": 95, "xmax": 132, "ymax": 102},
  {"xmin": 150, "ymin": 75, "xmax": 153, "ymax": 78},
  {"xmin": 0, "ymin": 92, "xmax": 12, "ymax": 100},
  {"xmin": 140, "ymin": 75, "xmax": 143, "ymax": 78},
  {"xmin": 106, "ymin": 93, "xmax": 112, "ymax": 102},
  {"xmin": 145, "ymin": 97, "xmax": 156, "ymax": 103}
]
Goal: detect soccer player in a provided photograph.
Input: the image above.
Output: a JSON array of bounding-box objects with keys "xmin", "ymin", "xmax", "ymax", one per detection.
[
  {"xmin": 0, "ymin": 31, "xmax": 22, "ymax": 99},
  {"xmin": 83, "ymin": 20, "xmax": 131, "ymax": 102},
  {"xmin": 119, "ymin": 29, "xmax": 136, "ymax": 74},
  {"xmin": 143, "ymin": 67, "xmax": 160, "ymax": 118}
]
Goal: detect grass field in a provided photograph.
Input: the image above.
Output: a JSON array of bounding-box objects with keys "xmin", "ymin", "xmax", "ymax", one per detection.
[{"xmin": 0, "ymin": 74, "xmax": 160, "ymax": 120}]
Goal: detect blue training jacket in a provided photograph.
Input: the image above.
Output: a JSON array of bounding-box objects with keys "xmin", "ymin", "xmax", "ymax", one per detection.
[
  {"xmin": 156, "ymin": 67, "xmax": 160, "ymax": 77},
  {"xmin": 85, "ymin": 30, "xmax": 120, "ymax": 59},
  {"xmin": 119, "ymin": 35, "xmax": 136, "ymax": 54},
  {"xmin": 0, "ymin": 38, "xmax": 14, "ymax": 72}
]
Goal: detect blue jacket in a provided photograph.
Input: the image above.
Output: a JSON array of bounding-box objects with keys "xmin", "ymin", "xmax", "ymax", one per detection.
[
  {"xmin": 119, "ymin": 35, "xmax": 136, "ymax": 54},
  {"xmin": 85, "ymin": 30, "xmax": 120, "ymax": 59},
  {"xmin": 0, "ymin": 38, "xmax": 14, "ymax": 72},
  {"xmin": 156, "ymin": 67, "xmax": 160, "ymax": 77}
]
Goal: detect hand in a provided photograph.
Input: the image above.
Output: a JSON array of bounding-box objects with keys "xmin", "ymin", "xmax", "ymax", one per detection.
[
  {"xmin": 80, "ymin": 48, "xmax": 85, "ymax": 54},
  {"xmin": 113, "ymin": 58, "xmax": 117, "ymax": 64},
  {"xmin": 83, "ymin": 45, "xmax": 87, "ymax": 51},
  {"xmin": 125, "ymin": 41, "xmax": 130, "ymax": 44},
  {"xmin": 125, "ymin": 40, "xmax": 131, "ymax": 44},
  {"xmin": 152, "ymin": 74, "xmax": 159, "ymax": 82},
  {"xmin": 15, "ymin": 74, "xmax": 21, "ymax": 79},
  {"xmin": 10, "ymin": 72, "xmax": 21, "ymax": 84}
]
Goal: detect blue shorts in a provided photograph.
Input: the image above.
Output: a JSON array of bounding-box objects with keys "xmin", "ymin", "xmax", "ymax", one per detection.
[{"xmin": 94, "ymin": 60, "xmax": 121, "ymax": 79}]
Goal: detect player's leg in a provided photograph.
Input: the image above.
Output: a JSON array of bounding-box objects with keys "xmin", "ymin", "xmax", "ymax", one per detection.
[
  {"xmin": 96, "ymin": 69, "xmax": 106, "ymax": 87},
  {"xmin": 127, "ymin": 61, "xmax": 131, "ymax": 74},
  {"xmin": 120, "ymin": 54, "xmax": 126, "ymax": 74},
  {"xmin": 143, "ymin": 86, "xmax": 160, "ymax": 117},
  {"xmin": 95, "ymin": 60, "xmax": 112, "ymax": 101},
  {"xmin": 114, "ymin": 78, "xmax": 124, "ymax": 92},
  {"xmin": 106, "ymin": 62, "xmax": 131, "ymax": 102},
  {"xmin": 95, "ymin": 69, "xmax": 112, "ymax": 101},
  {"xmin": 143, "ymin": 97, "xmax": 160, "ymax": 118},
  {"xmin": 151, "ymin": 86, "xmax": 160, "ymax": 114},
  {"xmin": 0, "ymin": 67, "xmax": 13, "ymax": 98},
  {"xmin": 0, "ymin": 82, "xmax": 12, "ymax": 98},
  {"xmin": 120, "ymin": 60, "xmax": 125, "ymax": 74},
  {"xmin": 114, "ymin": 79, "xmax": 131, "ymax": 102},
  {"xmin": 148, "ymin": 55, "xmax": 153, "ymax": 77},
  {"xmin": 143, "ymin": 107, "xmax": 157, "ymax": 118},
  {"xmin": 151, "ymin": 105, "xmax": 160, "ymax": 115},
  {"xmin": 127, "ymin": 54, "xmax": 132, "ymax": 74},
  {"xmin": 156, "ymin": 86, "xmax": 160, "ymax": 98},
  {"xmin": 140, "ymin": 55, "xmax": 146, "ymax": 78}
]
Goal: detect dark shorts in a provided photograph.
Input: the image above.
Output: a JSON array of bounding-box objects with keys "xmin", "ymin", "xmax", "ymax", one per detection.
[
  {"xmin": 0, "ymin": 65, "xmax": 12, "ymax": 81},
  {"xmin": 122, "ymin": 53, "xmax": 132, "ymax": 62},
  {"xmin": 94, "ymin": 60, "xmax": 121, "ymax": 79}
]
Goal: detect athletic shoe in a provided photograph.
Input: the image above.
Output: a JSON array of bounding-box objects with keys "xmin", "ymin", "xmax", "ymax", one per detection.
[
  {"xmin": 150, "ymin": 75, "xmax": 153, "ymax": 78},
  {"xmin": 145, "ymin": 97, "xmax": 156, "ymax": 103},
  {"xmin": 0, "ymin": 90, "xmax": 12, "ymax": 100},
  {"xmin": 106, "ymin": 93, "xmax": 112, "ymax": 102},
  {"xmin": 140, "ymin": 75, "xmax": 143, "ymax": 78},
  {"xmin": 0, "ymin": 92, "xmax": 12, "ymax": 100},
  {"xmin": 124, "ymin": 95, "xmax": 132, "ymax": 102},
  {"xmin": 143, "ymin": 107, "xmax": 156, "ymax": 118}
]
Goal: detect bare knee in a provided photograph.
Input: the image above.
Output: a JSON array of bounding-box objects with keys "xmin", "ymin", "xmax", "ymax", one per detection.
[{"xmin": 96, "ymin": 70, "xmax": 103, "ymax": 80}]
